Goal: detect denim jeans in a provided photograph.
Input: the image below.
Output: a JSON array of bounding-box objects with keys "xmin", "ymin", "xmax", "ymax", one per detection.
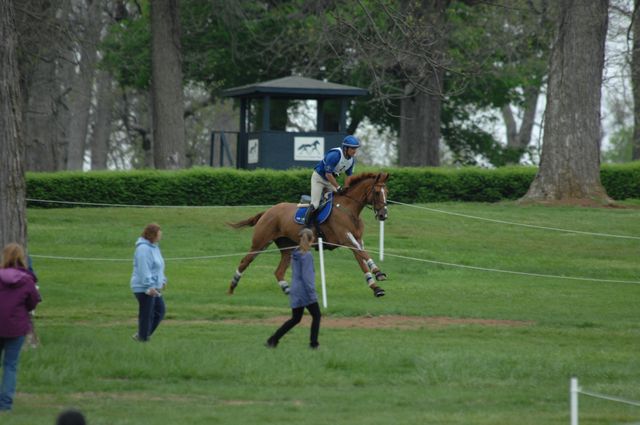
[
  {"xmin": 0, "ymin": 335, "xmax": 26, "ymax": 411},
  {"xmin": 134, "ymin": 293, "xmax": 166, "ymax": 341}
]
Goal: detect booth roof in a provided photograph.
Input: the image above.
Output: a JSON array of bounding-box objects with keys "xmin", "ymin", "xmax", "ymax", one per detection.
[{"xmin": 222, "ymin": 76, "xmax": 368, "ymax": 98}]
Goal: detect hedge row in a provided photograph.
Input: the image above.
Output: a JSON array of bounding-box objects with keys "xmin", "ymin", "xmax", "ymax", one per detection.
[{"xmin": 25, "ymin": 163, "xmax": 640, "ymax": 207}]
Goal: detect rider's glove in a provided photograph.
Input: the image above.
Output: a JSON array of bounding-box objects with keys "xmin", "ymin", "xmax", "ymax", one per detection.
[{"xmin": 336, "ymin": 186, "xmax": 344, "ymax": 195}]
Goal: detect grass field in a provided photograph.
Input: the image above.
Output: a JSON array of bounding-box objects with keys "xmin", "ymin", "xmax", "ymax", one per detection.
[{"xmin": 3, "ymin": 201, "xmax": 640, "ymax": 424}]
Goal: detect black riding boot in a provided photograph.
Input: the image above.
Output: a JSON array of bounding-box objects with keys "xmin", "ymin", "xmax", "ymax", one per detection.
[{"xmin": 303, "ymin": 205, "xmax": 316, "ymax": 228}]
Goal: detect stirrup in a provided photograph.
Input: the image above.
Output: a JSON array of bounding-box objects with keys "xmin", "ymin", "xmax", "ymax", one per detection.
[{"xmin": 303, "ymin": 205, "xmax": 316, "ymax": 227}]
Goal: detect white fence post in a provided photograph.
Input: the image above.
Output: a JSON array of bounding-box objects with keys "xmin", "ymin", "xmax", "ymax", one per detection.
[
  {"xmin": 571, "ymin": 377, "xmax": 579, "ymax": 425},
  {"xmin": 379, "ymin": 220, "xmax": 384, "ymax": 262},
  {"xmin": 318, "ymin": 237, "xmax": 327, "ymax": 308}
]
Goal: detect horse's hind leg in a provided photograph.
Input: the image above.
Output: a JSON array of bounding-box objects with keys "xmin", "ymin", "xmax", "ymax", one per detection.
[
  {"xmin": 228, "ymin": 242, "xmax": 270, "ymax": 295},
  {"xmin": 274, "ymin": 237, "xmax": 295, "ymax": 294}
]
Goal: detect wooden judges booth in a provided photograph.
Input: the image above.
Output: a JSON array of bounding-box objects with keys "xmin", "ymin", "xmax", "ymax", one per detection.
[{"xmin": 222, "ymin": 76, "xmax": 367, "ymax": 170}]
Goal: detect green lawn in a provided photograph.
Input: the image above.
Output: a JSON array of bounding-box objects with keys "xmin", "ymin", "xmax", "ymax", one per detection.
[{"xmin": 3, "ymin": 201, "xmax": 639, "ymax": 424}]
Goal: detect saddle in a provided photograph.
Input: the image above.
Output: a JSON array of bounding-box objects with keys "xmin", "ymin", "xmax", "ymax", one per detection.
[{"xmin": 294, "ymin": 192, "xmax": 333, "ymax": 225}]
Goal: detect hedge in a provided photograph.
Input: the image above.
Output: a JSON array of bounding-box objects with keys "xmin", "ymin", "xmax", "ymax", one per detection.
[{"xmin": 25, "ymin": 163, "xmax": 640, "ymax": 207}]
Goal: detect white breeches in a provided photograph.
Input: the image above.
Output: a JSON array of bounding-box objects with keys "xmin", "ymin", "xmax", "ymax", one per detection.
[{"xmin": 311, "ymin": 171, "xmax": 334, "ymax": 209}]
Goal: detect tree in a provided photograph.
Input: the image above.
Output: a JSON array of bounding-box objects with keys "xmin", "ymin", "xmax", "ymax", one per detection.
[
  {"xmin": 632, "ymin": 0, "xmax": 640, "ymax": 160},
  {"xmin": 18, "ymin": 0, "xmax": 67, "ymax": 172},
  {"xmin": 398, "ymin": 0, "xmax": 447, "ymax": 167},
  {"xmin": 100, "ymin": 0, "xmax": 557, "ymax": 168},
  {"xmin": 522, "ymin": 0, "xmax": 611, "ymax": 203},
  {"xmin": 66, "ymin": 0, "xmax": 105, "ymax": 170},
  {"xmin": 150, "ymin": 0, "xmax": 185, "ymax": 169},
  {"xmin": 90, "ymin": 69, "xmax": 115, "ymax": 169},
  {"xmin": 0, "ymin": 0, "xmax": 27, "ymax": 247}
]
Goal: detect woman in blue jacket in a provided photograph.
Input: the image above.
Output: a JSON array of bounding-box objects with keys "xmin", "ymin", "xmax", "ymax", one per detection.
[
  {"xmin": 266, "ymin": 229, "xmax": 321, "ymax": 349},
  {"xmin": 130, "ymin": 223, "xmax": 166, "ymax": 342}
]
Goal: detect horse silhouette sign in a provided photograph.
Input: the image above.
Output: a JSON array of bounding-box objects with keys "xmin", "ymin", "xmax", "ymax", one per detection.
[
  {"xmin": 294, "ymin": 137, "xmax": 324, "ymax": 161},
  {"xmin": 248, "ymin": 139, "xmax": 259, "ymax": 164}
]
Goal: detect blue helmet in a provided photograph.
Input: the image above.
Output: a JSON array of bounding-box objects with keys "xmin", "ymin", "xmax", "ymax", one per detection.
[{"xmin": 342, "ymin": 135, "xmax": 361, "ymax": 148}]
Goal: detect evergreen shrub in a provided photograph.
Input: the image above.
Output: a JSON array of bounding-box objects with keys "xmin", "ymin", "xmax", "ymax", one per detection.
[{"xmin": 26, "ymin": 163, "xmax": 640, "ymax": 207}]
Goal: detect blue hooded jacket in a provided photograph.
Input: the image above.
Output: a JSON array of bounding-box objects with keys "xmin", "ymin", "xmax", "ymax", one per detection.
[
  {"xmin": 288, "ymin": 249, "xmax": 317, "ymax": 308},
  {"xmin": 130, "ymin": 237, "xmax": 166, "ymax": 293}
]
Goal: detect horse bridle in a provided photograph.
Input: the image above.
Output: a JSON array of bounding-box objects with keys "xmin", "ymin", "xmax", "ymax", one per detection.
[
  {"xmin": 369, "ymin": 182, "xmax": 388, "ymax": 220},
  {"xmin": 341, "ymin": 177, "xmax": 388, "ymax": 221}
]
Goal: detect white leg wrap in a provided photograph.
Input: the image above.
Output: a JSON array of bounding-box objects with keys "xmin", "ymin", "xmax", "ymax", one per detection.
[
  {"xmin": 278, "ymin": 280, "xmax": 290, "ymax": 294},
  {"xmin": 366, "ymin": 259, "xmax": 377, "ymax": 271},
  {"xmin": 346, "ymin": 232, "xmax": 362, "ymax": 251},
  {"xmin": 365, "ymin": 272, "xmax": 375, "ymax": 287},
  {"xmin": 231, "ymin": 269, "xmax": 243, "ymax": 286}
]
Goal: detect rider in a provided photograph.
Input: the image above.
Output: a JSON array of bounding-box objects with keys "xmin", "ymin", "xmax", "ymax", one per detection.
[{"xmin": 304, "ymin": 135, "xmax": 360, "ymax": 227}]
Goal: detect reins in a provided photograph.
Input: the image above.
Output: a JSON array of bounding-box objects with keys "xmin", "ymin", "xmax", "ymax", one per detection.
[{"xmin": 337, "ymin": 178, "xmax": 386, "ymax": 212}]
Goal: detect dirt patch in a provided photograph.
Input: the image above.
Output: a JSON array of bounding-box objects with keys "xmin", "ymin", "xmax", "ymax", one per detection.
[{"xmin": 221, "ymin": 315, "xmax": 534, "ymax": 329}]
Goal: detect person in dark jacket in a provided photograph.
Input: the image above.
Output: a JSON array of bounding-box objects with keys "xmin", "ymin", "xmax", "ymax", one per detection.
[
  {"xmin": 0, "ymin": 243, "xmax": 41, "ymax": 411},
  {"xmin": 266, "ymin": 229, "xmax": 321, "ymax": 349}
]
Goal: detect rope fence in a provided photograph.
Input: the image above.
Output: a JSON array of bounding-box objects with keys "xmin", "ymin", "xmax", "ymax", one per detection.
[
  {"xmin": 30, "ymin": 240, "xmax": 640, "ymax": 286},
  {"xmin": 387, "ymin": 200, "xmax": 640, "ymax": 240},
  {"xmin": 27, "ymin": 197, "xmax": 640, "ymax": 240},
  {"xmin": 26, "ymin": 198, "xmax": 271, "ymax": 209},
  {"xmin": 570, "ymin": 377, "xmax": 640, "ymax": 425},
  {"xmin": 25, "ymin": 196, "xmax": 640, "ymax": 285}
]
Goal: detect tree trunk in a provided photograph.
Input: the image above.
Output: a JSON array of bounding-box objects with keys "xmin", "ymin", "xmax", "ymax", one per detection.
[
  {"xmin": 24, "ymin": 55, "xmax": 65, "ymax": 171},
  {"xmin": 632, "ymin": 0, "xmax": 640, "ymax": 160},
  {"xmin": 502, "ymin": 104, "xmax": 518, "ymax": 147},
  {"xmin": 399, "ymin": 88, "xmax": 442, "ymax": 166},
  {"xmin": 516, "ymin": 85, "xmax": 540, "ymax": 150},
  {"xmin": 91, "ymin": 70, "xmax": 114, "ymax": 169},
  {"xmin": 397, "ymin": 0, "xmax": 447, "ymax": 167},
  {"xmin": 150, "ymin": 0, "xmax": 185, "ymax": 169},
  {"xmin": 21, "ymin": 0, "xmax": 66, "ymax": 172},
  {"xmin": 521, "ymin": 0, "xmax": 611, "ymax": 204},
  {"xmin": 502, "ymin": 85, "xmax": 540, "ymax": 164},
  {"xmin": 66, "ymin": 0, "xmax": 102, "ymax": 170},
  {"xmin": 0, "ymin": 0, "xmax": 27, "ymax": 248}
]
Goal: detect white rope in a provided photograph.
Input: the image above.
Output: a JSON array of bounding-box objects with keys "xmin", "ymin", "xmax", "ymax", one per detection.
[
  {"xmin": 32, "ymin": 242, "xmax": 640, "ymax": 285},
  {"xmin": 28, "ymin": 197, "xmax": 640, "ymax": 240},
  {"xmin": 388, "ymin": 200, "xmax": 640, "ymax": 240},
  {"xmin": 30, "ymin": 246, "xmax": 297, "ymax": 262},
  {"xmin": 322, "ymin": 241, "xmax": 640, "ymax": 285},
  {"xmin": 26, "ymin": 198, "xmax": 272, "ymax": 209},
  {"xmin": 29, "ymin": 224, "xmax": 640, "ymax": 284},
  {"xmin": 579, "ymin": 390, "xmax": 640, "ymax": 407}
]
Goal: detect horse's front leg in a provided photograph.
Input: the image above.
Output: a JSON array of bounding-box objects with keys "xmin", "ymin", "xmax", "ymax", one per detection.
[
  {"xmin": 346, "ymin": 232, "xmax": 387, "ymax": 280},
  {"xmin": 345, "ymin": 232, "xmax": 386, "ymax": 298},
  {"xmin": 274, "ymin": 247, "xmax": 293, "ymax": 295}
]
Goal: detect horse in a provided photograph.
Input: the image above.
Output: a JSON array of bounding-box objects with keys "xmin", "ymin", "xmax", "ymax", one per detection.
[{"xmin": 227, "ymin": 172, "xmax": 390, "ymax": 297}]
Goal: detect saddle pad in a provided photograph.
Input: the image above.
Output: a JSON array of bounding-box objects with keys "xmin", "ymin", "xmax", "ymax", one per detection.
[{"xmin": 294, "ymin": 194, "xmax": 333, "ymax": 225}]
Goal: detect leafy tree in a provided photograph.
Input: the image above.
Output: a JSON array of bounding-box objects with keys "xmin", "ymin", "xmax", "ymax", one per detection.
[
  {"xmin": 603, "ymin": 127, "xmax": 633, "ymax": 163},
  {"xmin": 101, "ymin": 0, "xmax": 555, "ymax": 168}
]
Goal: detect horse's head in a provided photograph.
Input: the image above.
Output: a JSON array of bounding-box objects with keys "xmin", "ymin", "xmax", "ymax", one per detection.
[
  {"xmin": 341, "ymin": 172, "xmax": 389, "ymax": 221},
  {"xmin": 369, "ymin": 172, "xmax": 389, "ymax": 221}
]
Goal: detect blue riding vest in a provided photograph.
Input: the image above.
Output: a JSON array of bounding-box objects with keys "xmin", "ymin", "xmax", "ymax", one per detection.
[{"xmin": 313, "ymin": 148, "xmax": 355, "ymax": 180}]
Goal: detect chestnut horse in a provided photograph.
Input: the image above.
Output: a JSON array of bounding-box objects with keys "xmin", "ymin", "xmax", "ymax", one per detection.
[{"xmin": 228, "ymin": 172, "xmax": 389, "ymax": 297}]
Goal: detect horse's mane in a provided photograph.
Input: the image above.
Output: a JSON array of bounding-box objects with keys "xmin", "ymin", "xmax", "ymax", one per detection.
[{"xmin": 343, "ymin": 172, "xmax": 380, "ymax": 193}]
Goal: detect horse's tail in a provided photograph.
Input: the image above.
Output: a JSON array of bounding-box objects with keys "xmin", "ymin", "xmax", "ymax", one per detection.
[{"xmin": 227, "ymin": 211, "xmax": 265, "ymax": 229}]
